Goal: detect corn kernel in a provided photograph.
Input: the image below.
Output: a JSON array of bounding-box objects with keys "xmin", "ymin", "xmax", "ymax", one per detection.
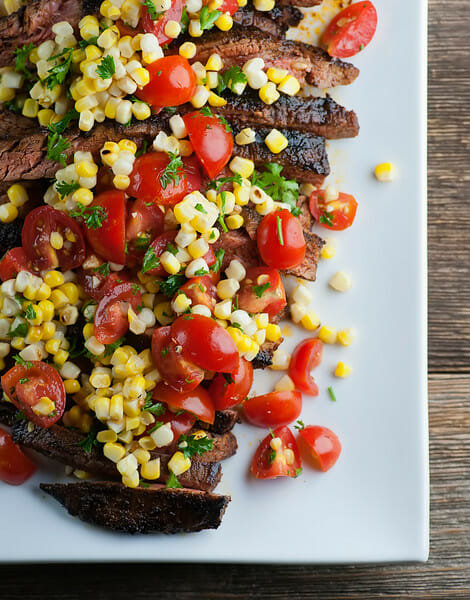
[
  {"xmin": 215, "ymin": 13, "xmax": 233, "ymax": 31},
  {"xmin": 266, "ymin": 67, "xmax": 289, "ymax": 84},
  {"xmin": 103, "ymin": 441, "xmax": 126, "ymax": 463},
  {"xmin": 337, "ymin": 328, "xmax": 355, "ymax": 347},
  {"xmin": 64, "ymin": 379, "xmax": 81, "ymax": 394},
  {"xmin": 278, "ymin": 75, "xmax": 301, "ymax": 96},
  {"xmin": 45, "ymin": 338, "xmax": 61, "ymax": 354},
  {"xmin": 160, "ymin": 251, "xmax": 181, "ymax": 275},
  {"xmin": 226, "ymin": 214, "xmax": 244, "ymax": 230},
  {"xmin": 0, "ymin": 203, "xmax": 18, "ymax": 223},
  {"xmin": 229, "ymin": 156, "xmax": 254, "ymax": 178},
  {"xmin": 22, "ymin": 98, "xmax": 39, "ymax": 118},
  {"xmin": 154, "ymin": 301, "xmax": 173, "ymax": 325},
  {"xmin": 375, "ymin": 162, "xmax": 395, "ymax": 182},
  {"xmin": 329, "ymin": 271, "xmax": 352, "ymax": 292},
  {"xmin": 253, "ymin": 0, "xmax": 275, "ymax": 9},
  {"xmin": 259, "ymin": 82, "xmax": 280, "ymax": 105},
  {"xmin": 320, "ymin": 239, "xmax": 336, "ymax": 259},
  {"xmin": 32, "ymin": 396, "xmax": 56, "ymax": 417},
  {"xmin": 168, "ymin": 451, "xmax": 191, "ymax": 475},
  {"xmin": 300, "ymin": 310, "xmax": 321, "ymax": 331},
  {"xmin": 43, "ymin": 270, "xmax": 64, "ymax": 288},
  {"xmin": 274, "ymin": 374, "xmax": 295, "ymax": 392},
  {"xmin": 141, "ymin": 457, "xmax": 161, "ymax": 480},
  {"xmin": 59, "ymin": 283, "xmax": 80, "ymax": 304},
  {"xmin": 208, "ymin": 91, "xmax": 227, "ymax": 107},
  {"xmin": 265, "ymin": 129, "xmax": 288, "ymax": 154},
  {"xmin": 318, "ymin": 325, "xmax": 337, "ymax": 344},
  {"xmin": 179, "ymin": 41, "xmax": 197, "ymax": 59},
  {"xmin": 265, "ymin": 323, "xmax": 281, "ymax": 342},
  {"xmin": 7, "ymin": 184, "xmax": 28, "ymax": 207},
  {"xmin": 40, "ymin": 321, "xmax": 56, "ymax": 340},
  {"xmin": 334, "ymin": 361, "xmax": 353, "ymax": 378},
  {"xmin": 271, "ymin": 348, "xmax": 291, "ymax": 371}
]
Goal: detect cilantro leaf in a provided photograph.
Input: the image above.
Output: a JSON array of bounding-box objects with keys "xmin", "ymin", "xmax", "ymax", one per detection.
[
  {"xmin": 141, "ymin": 246, "xmax": 160, "ymax": 274},
  {"xmin": 199, "ymin": 6, "xmax": 221, "ymax": 30},
  {"xmin": 159, "ymin": 273, "xmax": 186, "ymax": 297},
  {"xmin": 142, "ymin": 0, "xmax": 162, "ymax": 20},
  {"xmin": 166, "ymin": 472, "xmax": 183, "ymax": 489},
  {"xmin": 70, "ymin": 203, "xmax": 107, "ymax": 229},
  {"xmin": 134, "ymin": 235, "xmax": 151, "ymax": 251},
  {"xmin": 104, "ymin": 337, "xmax": 126, "ymax": 357},
  {"xmin": 178, "ymin": 433, "xmax": 214, "ymax": 460},
  {"xmin": 45, "ymin": 47, "xmax": 74, "ymax": 89},
  {"xmin": 159, "ymin": 152, "xmax": 185, "ymax": 190},
  {"xmin": 251, "ymin": 163, "xmax": 300, "ymax": 216},
  {"xmin": 206, "ymin": 174, "xmax": 242, "ymax": 192},
  {"xmin": 13, "ymin": 355, "xmax": 32, "ymax": 369},
  {"xmin": 135, "ymin": 140, "xmax": 148, "ymax": 158},
  {"xmin": 252, "ymin": 282, "xmax": 271, "ymax": 298},
  {"xmin": 92, "ymin": 263, "xmax": 110, "ymax": 277},
  {"xmin": 79, "ymin": 36, "xmax": 99, "ymax": 49},
  {"xmin": 210, "ymin": 248, "xmax": 224, "ymax": 273},
  {"xmin": 148, "ymin": 421, "xmax": 164, "ymax": 434},
  {"xmin": 46, "ymin": 128, "xmax": 70, "ymax": 166},
  {"xmin": 55, "ymin": 180, "xmax": 80, "ymax": 199},
  {"xmin": 180, "ymin": 6, "xmax": 189, "ymax": 33},
  {"xmin": 216, "ymin": 66, "xmax": 247, "ymax": 95},
  {"xmin": 78, "ymin": 428, "xmax": 100, "ymax": 453},
  {"xmin": 13, "ymin": 43, "xmax": 36, "ymax": 79},
  {"xmin": 294, "ymin": 419, "xmax": 305, "ymax": 431},
  {"xmin": 96, "ymin": 55, "xmax": 115, "ymax": 79},
  {"xmin": 143, "ymin": 397, "xmax": 166, "ymax": 416},
  {"xmin": 25, "ymin": 304, "xmax": 37, "ymax": 321},
  {"xmin": 8, "ymin": 321, "xmax": 28, "ymax": 338},
  {"xmin": 319, "ymin": 211, "xmax": 334, "ymax": 226},
  {"xmin": 48, "ymin": 109, "xmax": 79, "ymax": 134}
]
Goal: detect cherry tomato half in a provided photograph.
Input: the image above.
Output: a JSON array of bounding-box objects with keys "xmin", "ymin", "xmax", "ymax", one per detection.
[
  {"xmin": 243, "ymin": 391, "xmax": 302, "ymax": 428},
  {"xmin": 128, "ymin": 151, "xmax": 188, "ymax": 206},
  {"xmin": 298, "ymin": 425, "xmax": 342, "ymax": 472},
  {"xmin": 309, "ymin": 190, "xmax": 358, "ymax": 231},
  {"xmin": 0, "ymin": 429, "xmax": 36, "ymax": 485},
  {"xmin": 322, "ymin": 1, "xmax": 378, "ymax": 58},
  {"xmin": 288, "ymin": 338, "xmax": 323, "ymax": 396},
  {"xmin": 151, "ymin": 326, "xmax": 204, "ymax": 393},
  {"xmin": 94, "ymin": 282, "xmax": 142, "ymax": 344},
  {"xmin": 22, "ymin": 206, "xmax": 86, "ymax": 271},
  {"xmin": 257, "ymin": 209, "xmax": 305, "ymax": 270},
  {"xmin": 142, "ymin": 230, "xmax": 178, "ymax": 277},
  {"xmin": 83, "ymin": 190, "xmax": 127, "ymax": 265},
  {"xmin": 142, "ymin": 0, "xmax": 185, "ymax": 45},
  {"xmin": 251, "ymin": 426, "xmax": 301, "ymax": 479},
  {"xmin": 0, "ymin": 247, "xmax": 32, "ymax": 282},
  {"xmin": 1, "ymin": 361, "xmax": 66, "ymax": 428},
  {"xmin": 126, "ymin": 197, "xmax": 165, "ymax": 261},
  {"xmin": 137, "ymin": 56, "xmax": 196, "ymax": 108},
  {"xmin": 237, "ymin": 267, "xmax": 286, "ymax": 319},
  {"xmin": 217, "ymin": 0, "xmax": 239, "ymax": 15},
  {"xmin": 159, "ymin": 407, "xmax": 196, "ymax": 440},
  {"xmin": 209, "ymin": 357, "xmax": 253, "ymax": 411},
  {"xmin": 183, "ymin": 111, "xmax": 234, "ymax": 179},
  {"xmin": 172, "ymin": 314, "xmax": 239, "ymax": 373},
  {"xmin": 176, "ymin": 276, "xmax": 217, "ymax": 313},
  {"xmin": 153, "ymin": 382, "xmax": 215, "ymax": 424}
]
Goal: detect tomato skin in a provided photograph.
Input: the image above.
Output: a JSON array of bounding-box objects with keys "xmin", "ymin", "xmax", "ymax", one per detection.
[
  {"xmin": 172, "ymin": 315, "xmax": 239, "ymax": 373},
  {"xmin": 182, "ymin": 155, "xmax": 203, "ymax": 195},
  {"xmin": 142, "ymin": 230, "xmax": 178, "ymax": 277},
  {"xmin": 177, "ymin": 276, "xmax": 217, "ymax": 313},
  {"xmin": 309, "ymin": 190, "xmax": 358, "ymax": 231},
  {"xmin": 77, "ymin": 268, "xmax": 129, "ymax": 302},
  {"xmin": 126, "ymin": 197, "xmax": 165, "ymax": 260},
  {"xmin": 257, "ymin": 209, "xmax": 306, "ymax": 270},
  {"xmin": 94, "ymin": 282, "xmax": 142, "ymax": 344},
  {"xmin": 251, "ymin": 426, "xmax": 301, "ymax": 479},
  {"xmin": 1, "ymin": 361, "xmax": 66, "ymax": 428},
  {"xmin": 137, "ymin": 56, "xmax": 196, "ymax": 108},
  {"xmin": 288, "ymin": 338, "xmax": 323, "ymax": 396},
  {"xmin": 22, "ymin": 206, "xmax": 86, "ymax": 271},
  {"xmin": 298, "ymin": 425, "xmax": 342, "ymax": 472},
  {"xmin": 237, "ymin": 267, "xmax": 286, "ymax": 318},
  {"xmin": 151, "ymin": 326, "xmax": 204, "ymax": 393},
  {"xmin": 209, "ymin": 357, "xmax": 253, "ymax": 411},
  {"xmin": 128, "ymin": 152, "xmax": 188, "ymax": 206},
  {"xmin": 84, "ymin": 190, "xmax": 127, "ymax": 265},
  {"xmin": 142, "ymin": 0, "xmax": 184, "ymax": 45},
  {"xmin": 322, "ymin": 1, "xmax": 377, "ymax": 58},
  {"xmin": 152, "ymin": 382, "xmax": 215, "ymax": 424},
  {"xmin": 0, "ymin": 429, "xmax": 36, "ymax": 485},
  {"xmin": 243, "ymin": 391, "xmax": 302, "ymax": 428},
  {"xmin": 183, "ymin": 111, "xmax": 234, "ymax": 179},
  {"xmin": 159, "ymin": 407, "xmax": 196, "ymax": 440},
  {"xmin": 218, "ymin": 0, "xmax": 239, "ymax": 15},
  {"xmin": 0, "ymin": 247, "xmax": 32, "ymax": 281}
]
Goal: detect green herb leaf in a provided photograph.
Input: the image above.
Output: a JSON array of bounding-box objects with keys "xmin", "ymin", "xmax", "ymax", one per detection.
[
  {"xmin": 253, "ymin": 282, "xmax": 271, "ymax": 298},
  {"xmin": 104, "ymin": 337, "xmax": 126, "ymax": 357},
  {"xmin": 135, "ymin": 234, "xmax": 151, "ymax": 251},
  {"xmin": 200, "ymin": 106, "xmax": 213, "ymax": 117},
  {"xmin": 159, "ymin": 273, "xmax": 187, "ymax": 297},
  {"xmin": 294, "ymin": 467, "xmax": 303, "ymax": 477},
  {"xmin": 143, "ymin": 399, "xmax": 166, "ymax": 416},
  {"xmin": 25, "ymin": 304, "xmax": 37, "ymax": 321},
  {"xmin": 319, "ymin": 211, "xmax": 334, "ymax": 226},
  {"xmin": 135, "ymin": 140, "xmax": 148, "ymax": 158},
  {"xmin": 276, "ymin": 214, "xmax": 284, "ymax": 246},
  {"xmin": 79, "ymin": 36, "xmax": 99, "ymax": 49},
  {"xmin": 13, "ymin": 355, "xmax": 32, "ymax": 369},
  {"xmin": 48, "ymin": 109, "xmax": 79, "ymax": 134},
  {"xmin": 268, "ymin": 449, "xmax": 276, "ymax": 464},
  {"xmin": 218, "ymin": 114, "xmax": 232, "ymax": 133},
  {"xmin": 210, "ymin": 248, "xmax": 224, "ymax": 273},
  {"xmin": 216, "ymin": 66, "xmax": 247, "ymax": 95},
  {"xmin": 294, "ymin": 419, "xmax": 305, "ymax": 431},
  {"xmin": 199, "ymin": 6, "xmax": 221, "ymax": 30},
  {"xmin": 46, "ymin": 128, "xmax": 70, "ymax": 166},
  {"xmin": 206, "ymin": 174, "xmax": 242, "ymax": 192},
  {"xmin": 166, "ymin": 472, "xmax": 183, "ymax": 489},
  {"xmin": 251, "ymin": 163, "xmax": 300, "ymax": 216},
  {"xmin": 180, "ymin": 6, "xmax": 189, "ymax": 33},
  {"xmin": 148, "ymin": 421, "xmax": 164, "ymax": 434},
  {"xmin": 18, "ymin": 377, "xmax": 29, "ymax": 384},
  {"xmin": 13, "ymin": 43, "xmax": 36, "ymax": 79},
  {"xmin": 166, "ymin": 242, "xmax": 178, "ymax": 256},
  {"xmin": 142, "ymin": 0, "xmax": 162, "ymax": 20},
  {"xmin": 141, "ymin": 246, "xmax": 160, "ymax": 274},
  {"xmin": 78, "ymin": 428, "xmax": 99, "ymax": 453},
  {"xmin": 70, "ymin": 203, "xmax": 107, "ymax": 229},
  {"xmin": 55, "ymin": 179, "xmax": 80, "ymax": 199},
  {"xmin": 92, "ymin": 262, "xmax": 110, "ymax": 277},
  {"xmin": 218, "ymin": 191, "xmax": 228, "ymax": 232},
  {"xmin": 96, "ymin": 55, "xmax": 115, "ymax": 79},
  {"xmin": 178, "ymin": 433, "xmax": 214, "ymax": 460},
  {"xmin": 194, "ymin": 203, "xmax": 207, "ymax": 214},
  {"xmin": 327, "ymin": 386, "xmax": 337, "ymax": 402},
  {"xmin": 160, "ymin": 152, "xmax": 185, "ymax": 190},
  {"xmin": 8, "ymin": 321, "xmax": 28, "ymax": 338},
  {"xmin": 45, "ymin": 47, "xmax": 74, "ymax": 89},
  {"xmin": 14, "ymin": 411, "xmax": 27, "ymax": 421}
]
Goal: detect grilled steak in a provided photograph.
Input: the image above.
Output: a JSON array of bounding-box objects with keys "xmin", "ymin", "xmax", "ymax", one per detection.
[
  {"xmin": 189, "ymin": 25, "xmax": 359, "ymax": 89},
  {"xmin": 150, "ymin": 430, "xmax": 238, "ymax": 463},
  {"xmin": 233, "ymin": 4, "xmax": 304, "ymax": 38},
  {"xmin": 0, "ymin": 401, "xmax": 16, "ymax": 427},
  {"xmin": 276, "ymin": 0, "xmax": 322, "ymax": 6},
  {"xmin": 0, "ymin": 109, "xmax": 38, "ymax": 139},
  {"xmin": 199, "ymin": 409, "xmax": 239, "ymax": 434},
  {"xmin": 252, "ymin": 340, "xmax": 282, "ymax": 369},
  {"xmin": 0, "ymin": 218, "xmax": 23, "ymax": 252},
  {"xmin": 40, "ymin": 481, "xmax": 230, "ymax": 533}
]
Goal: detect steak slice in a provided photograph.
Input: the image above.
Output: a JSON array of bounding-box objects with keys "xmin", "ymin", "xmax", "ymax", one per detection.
[
  {"xmin": 40, "ymin": 481, "xmax": 230, "ymax": 533},
  {"xmin": 189, "ymin": 25, "xmax": 359, "ymax": 89},
  {"xmin": 11, "ymin": 421, "xmax": 223, "ymax": 491},
  {"xmin": 276, "ymin": 0, "xmax": 322, "ymax": 5},
  {"xmin": 233, "ymin": 3, "xmax": 303, "ymax": 37},
  {"xmin": 200, "ymin": 409, "xmax": 239, "ymax": 434}
]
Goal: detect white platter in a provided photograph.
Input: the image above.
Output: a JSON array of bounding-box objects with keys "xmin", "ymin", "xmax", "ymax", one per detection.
[{"xmin": 1, "ymin": 0, "xmax": 428, "ymax": 563}]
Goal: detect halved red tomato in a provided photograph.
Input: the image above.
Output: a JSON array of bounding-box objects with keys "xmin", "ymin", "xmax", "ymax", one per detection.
[
  {"xmin": 209, "ymin": 357, "xmax": 253, "ymax": 411},
  {"xmin": 176, "ymin": 275, "xmax": 217, "ymax": 313},
  {"xmin": 159, "ymin": 407, "xmax": 196, "ymax": 440},
  {"xmin": 182, "ymin": 155, "xmax": 202, "ymax": 195},
  {"xmin": 182, "ymin": 111, "xmax": 234, "ymax": 179},
  {"xmin": 172, "ymin": 314, "xmax": 239, "ymax": 373},
  {"xmin": 0, "ymin": 429, "xmax": 36, "ymax": 485},
  {"xmin": 22, "ymin": 206, "xmax": 86, "ymax": 271},
  {"xmin": 83, "ymin": 190, "xmax": 127, "ymax": 265},
  {"xmin": 94, "ymin": 282, "xmax": 142, "ymax": 344},
  {"xmin": 128, "ymin": 152, "xmax": 188, "ymax": 206},
  {"xmin": 1, "ymin": 361, "xmax": 66, "ymax": 428},
  {"xmin": 251, "ymin": 426, "xmax": 301, "ymax": 479},
  {"xmin": 126, "ymin": 197, "xmax": 165, "ymax": 259},
  {"xmin": 322, "ymin": 1, "xmax": 377, "ymax": 58},
  {"xmin": 257, "ymin": 209, "xmax": 305, "ymax": 270},
  {"xmin": 298, "ymin": 425, "xmax": 342, "ymax": 472},
  {"xmin": 152, "ymin": 382, "xmax": 215, "ymax": 424},
  {"xmin": 288, "ymin": 338, "xmax": 323, "ymax": 396},
  {"xmin": 243, "ymin": 391, "xmax": 302, "ymax": 428},
  {"xmin": 136, "ymin": 56, "xmax": 196, "ymax": 108},
  {"xmin": 77, "ymin": 265, "xmax": 130, "ymax": 302},
  {"xmin": 217, "ymin": 0, "xmax": 239, "ymax": 15},
  {"xmin": 141, "ymin": 230, "xmax": 177, "ymax": 277},
  {"xmin": 151, "ymin": 326, "xmax": 204, "ymax": 393},
  {"xmin": 309, "ymin": 190, "xmax": 358, "ymax": 231},
  {"xmin": 142, "ymin": 0, "xmax": 185, "ymax": 45},
  {"xmin": 237, "ymin": 267, "xmax": 286, "ymax": 318},
  {"xmin": 0, "ymin": 247, "xmax": 33, "ymax": 281}
]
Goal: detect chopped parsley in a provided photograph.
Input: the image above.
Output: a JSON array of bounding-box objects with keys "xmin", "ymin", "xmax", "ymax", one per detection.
[
  {"xmin": 159, "ymin": 273, "xmax": 187, "ymax": 297},
  {"xmin": 194, "ymin": 268, "xmax": 208, "ymax": 276},
  {"xmin": 70, "ymin": 203, "xmax": 107, "ymax": 229},
  {"xmin": 79, "ymin": 36, "xmax": 99, "ymax": 49},
  {"xmin": 218, "ymin": 191, "xmax": 228, "ymax": 232},
  {"xmin": 78, "ymin": 428, "xmax": 99, "ymax": 453},
  {"xmin": 135, "ymin": 234, "xmax": 151, "ymax": 251},
  {"xmin": 135, "ymin": 140, "xmax": 148, "ymax": 158},
  {"xmin": 49, "ymin": 109, "xmax": 79, "ymax": 134},
  {"xmin": 18, "ymin": 378, "xmax": 29, "ymax": 384},
  {"xmin": 14, "ymin": 411, "xmax": 27, "ymax": 421},
  {"xmin": 96, "ymin": 55, "xmax": 115, "ymax": 79},
  {"xmin": 294, "ymin": 419, "xmax": 305, "ymax": 431},
  {"xmin": 159, "ymin": 152, "xmax": 185, "ymax": 189},
  {"xmin": 46, "ymin": 128, "xmax": 70, "ymax": 167},
  {"xmin": 223, "ymin": 373, "xmax": 235, "ymax": 386},
  {"xmin": 210, "ymin": 248, "xmax": 225, "ymax": 273},
  {"xmin": 13, "ymin": 43, "xmax": 36, "ymax": 79},
  {"xmin": 199, "ymin": 6, "xmax": 221, "ymax": 31},
  {"xmin": 194, "ymin": 203, "xmax": 207, "ymax": 214},
  {"xmin": 92, "ymin": 262, "xmax": 110, "ymax": 277},
  {"xmin": 8, "ymin": 321, "xmax": 28, "ymax": 338},
  {"xmin": 216, "ymin": 66, "xmax": 247, "ymax": 95},
  {"xmin": 206, "ymin": 174, "xmax": 242, "ymax": 192},
  {"xmin": 161, "ymin": 347, "xmax": 169, "ymax": 357},
  {"xmin": 55, "ymin": 180, "xmax": 80, "ymax": 199},
  {"xmin": 328, "ymin": 386, "xmax": 337, "ymax": 402},
  {"xmin": 252, "ymin": 163, "xmax": 300, "ymax": 216},
  {"xmin": 199, "ymin": 106, "xmax": 213, "ymax": 117},
  {"xmin": 142, "ymin": 0, "xmax": 162, "ymax": 20},
  {"xmin": 166, "ymin": 472, "xmax": 182, "ymax": 489},
  {"xmin": 104, "ymin": 337, "xmax": 126, "ymax": 357},
  {"xmin": 166, "ymin": 242, "xmax": 178, "ymax": 256},
  {"xmin": 45, "ymin": 47, "xmax": 74, "ymax": 89},
  {"xmin": 253, "ymin": 282, "xmax": 271, "ymax": 298},
  {"xmin": 148, "ymin": 421, "xmax": 164, "ymax": 434},
  {"xmin": 25, "ymin": 304, "xmax": 37, "ymax": 321},
  {"xmin": 218, "ymin": 114, "xmax": 232, "ymax": 133},
  {"xmin": 276, "ymin": 214, "xmax": 284, "ymax": 246},
  {"xmin": 319, "ymin": 211, "xmax": 334, "ymax": 226},
  {"xmin": 143, "ymin": 397, "xmax": 166, "ymax": 416},
  {"xmin": 141, "ymin": 246, "xmax": 160, "ymax": 274},
  {"xmin": 13, "ymin": 355, "xmax": 32, "ymax": 369},
  {"xmin": 294, "ymin": 467, "xmax": 303, "ymax": 477},
  {"xmin": 178, "ymin": 433, "xmax": 214, "ymax": 460},
  {"xmin": 180, "ymin": 6, "xmax": 189, "ymax": 33},
  {"xmin": 268, "ymin": 449, "xmax": 277, "ymax": 464}
]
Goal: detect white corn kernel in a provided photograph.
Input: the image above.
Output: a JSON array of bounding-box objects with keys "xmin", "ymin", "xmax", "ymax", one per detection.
[
  {"xmin": 225, "ymin": 260, "xmax": 246, "ymax": 282},
  {"xmin": 216, "ymin": 278, "xmax": 240, "ymax": 300},
  {"xmin": 150, "ymin": 422, "xmax": 174, "ymax": 447},
  {"xmin": 329, "ymin": 271, "xmax": 353, "ymax": 292},
  {"xmin": 274, "ymin": 374, "xmax": 295, "ymax": 392}
]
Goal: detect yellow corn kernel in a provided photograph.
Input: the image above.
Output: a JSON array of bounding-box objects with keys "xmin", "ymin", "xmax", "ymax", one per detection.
[
  {"xmin": 154, "ymin": 301, "xmax": 173, "ymax": 326},
  {"xmin": 160, "ymin": 252, "xmax": 181, "ymax": 275},
  {"xmin": 329, "ymin": 271, "xmax": 352, "ymax": 293},
  {"xmin": 131, "ymin": 101, "xmax": 151, "ymax": 120},
  {"xmin": 0, "ymin": 203, "xmax": 18, "ymax": 223},
  {"xmin": 374, "ymin": 162, "xmax": 395, "ymax": 182},
  {"xmin": 53, "ymin": 349, "xmax": 69, "ymax": 366},
  {"xmin": 133, "ymin": 448, "xmax": 151, "ymax": 464},
  {"xmin": 266, "ymin": 67, "xmax": 289, "ymax": 84},
  {"xmin": 179, "ymin": 41, "xmax": 196, "ymax": 60},
  {"xmin": 264, "ymin": 129, "xmax": 288, "ymax": 154},
  {"xmin": 265, "ymin": 323, "xmax": 281, "ymax": 342},
  {"xmin": 215, "ymin": 13, "xmax": 233, "ymax": 31},
  {"xmin": 208, "ymin": 91, "xmax": 227, "ymax": 107},
  {"xmin": 126, "ymin": 416, "xmax": 141, "ymax": 432},
  {"xmin": 320, "ymin": 240, "xmax": 336, "ymax": 259},
  {"xmin": 7, "ymin": 184, "xmax": 28, "ymax": 207},
  {"xmin": 103, "ymin": 442, "xmax": 126, "ymax": 463},
  {"xmin": 45, "ymin": 338, "xmax": 61, "ymax": 354},
  {"xmin": 32, "ymin": 396, "xmax": 56, "ymax": 417},
  {"xmin": 40, "ymin": 321, "xmax": 56, "ymax": 340},
  {"xmin": 50, "ymin": 289, "xmax": 68, "ymax": 309},
  {"xmin": 168, "ymin": 451, "xmax": 191, "ymax": 476},
  {"xmin": 75, "ymin": 160, "xmax": 98, "ymax": 178},
  {"xmin": 337, "ymin": 328, "xmax": 355, "ymax": 347},
  {"xmin": 109, "ymin": 394, "xmax": 124, "ymax": 421},
  {"xmin": 205, "ymin": 53, "xmax": 223, "ymax": 71},
  {"xmin": 35, "ymin": 283, "xmax": 51, "ymax": 302},
  {"xmin": 233, "ymin": 181, "xmax": 250, "ymax": 206},
  {"xmin": 43, "ymin": 271, "xmax": 64, "ymax": 288},
  {"xmin": 117, "ymin": 139, "xmax": 137, "ymax": 154},
  {"xmin": 37, "ymin": 108, "xmax": 55, "ymax": 126},
  {"xmin": 237, "ymin": 0, "xmax": 247, "ymax": 5},
  {"xmin": 64, "ymin": 379, "xmax": 81, "ymax": 394},
  {"xmin": 253, "ymin": 0, "xmax": 275, "ymax": 9},
  {"xmin": 259, "ymin": 82, "xmax": 280, "ymax": 105},
  {"xmin": 140, "ymin": 458, "xmax": 160, "ymax": 480},
  {"xmin": 229, "ymin": 156, "xmax": 254, "ymax": 178},
  {"xmin": 318, "ymin": 325, "xmax": 337, "ymax": 344},
  {"xmin": 226, "ymin": 214, "xmax": 244, "ymax": 230},
  {"xmin": 96, "ymin": 429, "xmax": 117, "ymax": 444},
  {"xmin": 300, "ymin": 310, "xmax": 321, "ymax": 331},
  {"xmin": 277, "ymin": 74, "xmax": 301, "ymax": 96},
  {"xmin": 10, "ymin": 337, "xmax": 25, "ymax": 351},
  {"xmin": 59, "ymin": 283, "xmax": 80, "ymax": 305},
  {"xmin": 164, "ymin": 19, "xmax": 181, "ymax": 39},
  {"xmin": 334, "ymin": 361, "xmax": 353, "ymax": 378},
  {"xmin": 26, "ymin": 327, "xmax": 42, "ymax": 344},
  {"xmin": 0, "ymin": 86, "xmax": 15, "ymax": 103},
  {"xmin": 22, "ymin": 98, "xmax": 39, "ymax": 118},
  {"xmin": 132, "ymin": 67, "xmax": 150, "ymax": 86}
]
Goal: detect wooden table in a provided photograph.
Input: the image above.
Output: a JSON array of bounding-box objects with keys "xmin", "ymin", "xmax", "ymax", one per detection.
[{"xmin": 0, "ymin": 1, "xmax": 468, "ymax": 597}]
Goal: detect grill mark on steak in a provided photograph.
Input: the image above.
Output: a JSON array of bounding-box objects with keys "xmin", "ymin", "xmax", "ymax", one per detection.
[
  {"xmin": 199, "ymin": 409, "xmax": 239, "ymax": 434},
  {"xmin": 0, "ymin": 119, "xmax": 328, "ymax": 184},
  {"xmin": 40, "ymin": 481, "xmax": 230, "ymax": 533},
  {"xmin": 233, "ymin": 3, "xmax": 303, "ymax": 37},
  {"xmin": 189, "ymin": 25, "xmax": 359, "ymax": 89},
  {"xmin": 11, "ymin": 420, "xmax": 224, "ymax": 491}
]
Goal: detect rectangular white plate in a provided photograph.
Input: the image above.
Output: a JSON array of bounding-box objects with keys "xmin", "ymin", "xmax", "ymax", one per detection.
[{"xmin": 1, "ymin": 0, "xmax": 428, "ymax": 563}]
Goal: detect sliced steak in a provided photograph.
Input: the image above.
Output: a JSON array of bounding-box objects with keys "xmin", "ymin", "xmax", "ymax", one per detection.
[
  {"xmin": 0, "ymin": 219, "xmax": 23, "ymax": 253},
  {"xmin": 213, "ymin": 229, "xmax": 260, "ymax": 270},
  {"xmin": 233, "ymin": 3, "xmax": 303, "ymax": 37},
  {"xmin": 11, "ymin": 421, "xmax": 223, "ymax": 491},
  {"xmin": 0, "ymin": 401, "xmax": 16, "ymax": 427},
  {"xmin": 40, "ymin": 481, "xmax": 230, "ymax": 533},
  {"xmin": 0, "ymin": 109, "xmax": 39, "ymax": 138},
  {"xmin": 252, "ymin": 340, "xmax": 282, "ymax": 369},
  {"xmin": 276, "ymin": 0, "xmax": 322, "ymax": 6},
  {"xmin": 200, "ymin": 409, "xmax": 239, "ymax": 434},
  {"xmin": 190, "ymin": 25, "xmax": 359, "ymax": 89},
  {"xmin": 151, "ymin": 430, "xmax": 238, "ymax": 463}
]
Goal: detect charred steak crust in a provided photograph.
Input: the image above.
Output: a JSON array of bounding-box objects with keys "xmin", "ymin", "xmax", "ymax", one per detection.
[
  {"xmin": 233, "ymin": 4, "xmax": 304, "ymax": 38},
  {"xmin": 200, "ymin": 409, "xmax": 240, "ymax": 434},
  {"xmin": 40, "ymin": 481, "xmax": 231, "ymax": 533},
  {"xmin": 0, "ymin": 220, "xmax": 23, "ymax": 253},
  {"xmin": 0, "ymin": 401, "xmax": 16, "ymax": 427}
]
